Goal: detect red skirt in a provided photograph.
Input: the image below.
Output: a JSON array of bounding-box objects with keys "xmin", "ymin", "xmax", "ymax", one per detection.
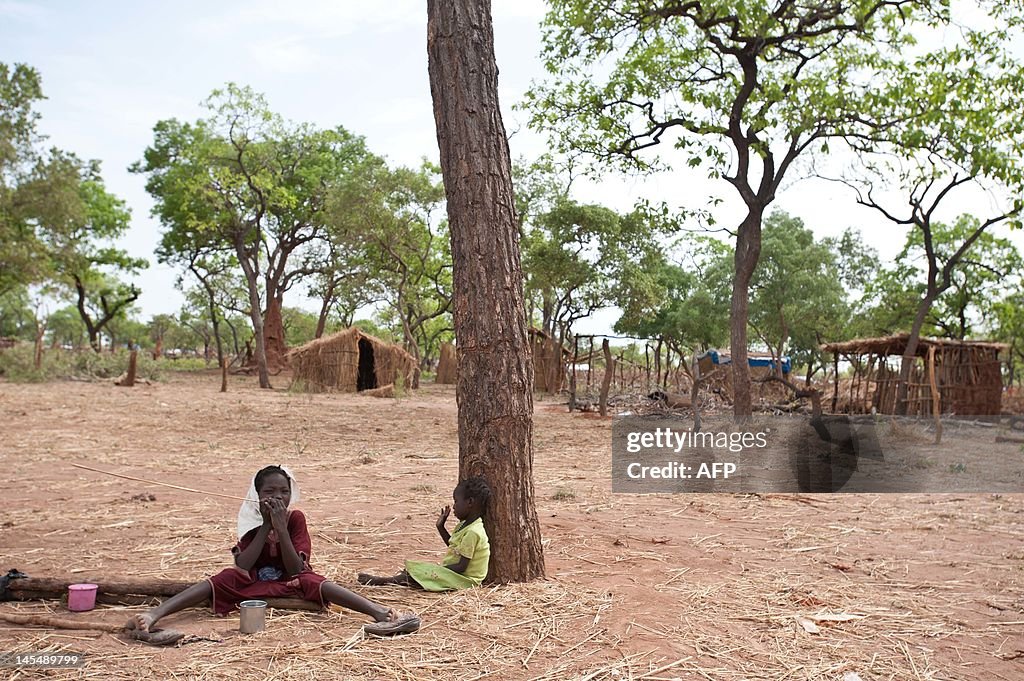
[{"xmin": 207, "ymin": 567, "xmax": 327, "ymax": 615}]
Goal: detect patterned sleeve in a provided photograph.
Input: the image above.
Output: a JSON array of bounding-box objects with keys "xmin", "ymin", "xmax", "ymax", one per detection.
[
  {"xmin": 454, "ymin": 526, "xmax": 480, "ymax": 559},
  {"xmin": 288, "ymin": 509, "xmax": 313, "ymax": 563}
]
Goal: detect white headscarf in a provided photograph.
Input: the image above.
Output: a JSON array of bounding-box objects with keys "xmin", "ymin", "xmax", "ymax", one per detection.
[{"xmin": 236, "ymin": 465, "xmax": 301, "ymax": 539}]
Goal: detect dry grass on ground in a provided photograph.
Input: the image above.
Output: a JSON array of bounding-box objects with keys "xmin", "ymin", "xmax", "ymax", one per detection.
[{"xmin": 1, "ymin": 373, "xmax": 1022, "ymax": 680}]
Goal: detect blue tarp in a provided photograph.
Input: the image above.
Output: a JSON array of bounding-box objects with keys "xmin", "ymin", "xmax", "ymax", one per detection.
[{"xmin": 699, "ymin": 349, "xmax": 791, "ymax": 375}]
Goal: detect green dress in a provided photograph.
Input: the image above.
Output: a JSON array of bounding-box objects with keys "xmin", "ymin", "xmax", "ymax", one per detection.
[{"xmin": 404, "ymin": 517, "xmax": 490, "ymax": 591}]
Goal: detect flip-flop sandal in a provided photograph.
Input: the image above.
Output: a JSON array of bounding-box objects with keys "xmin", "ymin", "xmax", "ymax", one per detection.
[
  {"xmin": 362, "ymin": 614, "xmax": 420, "ymax": 637},
  {"xmin": 356, "ymin": 573, "xmax": 388, "ymax": 586},
  {"xmin": 124, "ymin": 626, "xmax": 186, "ymax": 646}
]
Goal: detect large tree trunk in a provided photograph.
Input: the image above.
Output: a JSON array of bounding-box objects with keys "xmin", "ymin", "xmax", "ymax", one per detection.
[
  {"xmin": 427, "ymin": 0, "xmax": 545, "ymax": 582},
  {"xmin": 263, "ymin": 294, "xmax": 288, "ymax": 370},
  {"xmin": 314, "ymin": 281, "xmax": 335, "ymax": 339},
  {"xmin": 895, "ymin": 291, "xmax": 937, "ymax": 415},
  {"xmin": 730, "ymin": 212, "xmax": 763, "ymax": 418},
  {"xmin": 235, "ymin": 240, "xmax": 271, "ymax": 389}
]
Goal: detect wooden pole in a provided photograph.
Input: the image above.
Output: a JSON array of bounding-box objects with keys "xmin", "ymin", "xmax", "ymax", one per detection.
[
  {"xmin": 644, "ymin": 343, "xmax": 651, "ymax": 391},
  {"xmin": 831, "ymin": 352, "xmax": 839, "ymax": 411},
  {"xmin": 691, "ymin": 353, "xmax": 702, "ymax": 432},
  {"xmin": 599, "ymin": 339, "xmax": 613, "ymax": 416},
  {"xmin": 124, "ymin": 350, "xmax": 138, "ymax": 387},
  {"xmin": 617, "ymin": 350, "xmax": 624, "ymax": 393},
  {"xmin": 33, "ymin": 320, "xmax": 45, "ymax": 370},
  {"xmin": 586, "ymin": 337, "xmax": 594, "ymax": 391},
  {"xmin": 654, "ymin": 338, "xmax": 662, "ymax": 388},
  {"xmin": 928, "ymin": 345, "xmax": 942, "ymax": 444},
  {"xmin": 569, "ymin": 335, "xmax": 579, "ymax": 412}
]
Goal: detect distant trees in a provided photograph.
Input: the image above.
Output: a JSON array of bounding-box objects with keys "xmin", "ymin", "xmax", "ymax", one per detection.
[
  {"xmin": 858, "ymin": 218, "xmax": 1023, "ymax": 341},
  {"xmin": 831, "ymin": 17, "xmax": 1024, "ymax": 412},
  {"xmin": 527, "ymin": 0, "xmax": 956, "ymax": 416},
  {"xmin": 613, "ymin": 238, "xmax": 731, "ymax": 355},
  {"xmin": 136, "ymin": 85, "xmax": 464, "ymax": 382},
  {"xmin": 748, "ymin": 212, "xmax": 850, "ymax": 382},
  {"xmin": 328, "ymin": 161, "xmax": 451, "ymax": 368},
  {"xmin": 994, "ymin": 292, "xmax": 1024, "ymax": 387},
  {"xmin": 0, "ymin": 62, "xmax": 146, "ymax": 351},
  {"xmin": 135, "ymin": 85, "xmax": 375, "ymax": 386}
]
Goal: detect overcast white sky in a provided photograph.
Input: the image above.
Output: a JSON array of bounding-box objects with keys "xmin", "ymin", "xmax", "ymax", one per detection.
[{"xmin": 3, "ymin": 0, "xmax": 1021, "ymax": 335}]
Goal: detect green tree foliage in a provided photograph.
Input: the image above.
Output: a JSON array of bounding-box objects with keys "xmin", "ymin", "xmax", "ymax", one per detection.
[
  {"xmin": 858, "ymin": 216, "xmax": 1024, "ymax": 340},
  {"xmin": 328, "ymin": 161, "xmax": 451, "ymax": 364},
  {"xmin": 281, "ymin": 307, "xmax": 320, "ymax": 347},
  {"xmin": 612, "ymin": 237, "xmax": 730, "ymax": 352},
  {"xmin": 523, "ymin": 200, "xmax": 664, "ymax": 343},
  {"xmin": 148, "ymin": 313, "xmax": 180, "ymax": 358},
  {"xmin": 1, "ymin": 63, "xmax": 145, "ymax": 349},
  {"xmin": 749, "ymin": 212, "xmax": 850, "ymax": 382},
  {"xmin": 992, "ymin": 292, "xmax": 1024, "ymax": 386},
  {"xmin": 46, "ymin": 305, "xmax": 87, "ymax": 349},
  {"xmin": 527, "ymin": 0, "xmax": 947, "ymax": 417},
  {"xmin": 0, "ymin": 287, "xmax": 35, "ymax": 340},
  {"xmin": 135, "ymin": 84, "xmax": 376, "ymax": 386},
  {"xmin": 826, "ymin": 8, "xmax": 1024, "ymax": 413},
  {"xmin": 0, "ymin": 63, "xmax": 47, "ymax": 296},
  {"xmin": 105, "ymin": 314, "xmax": 148, "ymax": 351},
  {"xmin": 48, "ymin": 173, "xmax": 147, "ymax": 351}
]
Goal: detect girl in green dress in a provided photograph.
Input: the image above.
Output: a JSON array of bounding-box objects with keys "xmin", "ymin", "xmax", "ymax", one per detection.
[{"xmin": 358, "ymin": 477, "xmax": 491, "ymax": 591}]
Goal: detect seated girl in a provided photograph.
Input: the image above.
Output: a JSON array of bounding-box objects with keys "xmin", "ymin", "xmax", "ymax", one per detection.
[
  {"xmin": 357, "ymin": 476, "xmax": 491, "ymax": 591},
  {"xmin": 126, "ymin": 465, "xmax": 419, "ymax": 636}
]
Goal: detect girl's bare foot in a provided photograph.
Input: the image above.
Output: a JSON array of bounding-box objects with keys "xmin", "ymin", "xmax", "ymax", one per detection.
[{"xmin": 127, "ymin": 612, "xmax": 156, "ymax": 632}]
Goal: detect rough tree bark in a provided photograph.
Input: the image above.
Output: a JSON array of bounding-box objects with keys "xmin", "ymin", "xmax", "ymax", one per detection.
[
  {"xmin": 730, "ymin": 208, "xmax": 763, "ymax": 419},
  {"xmin": 427, "ymin": 0, "xmax": 545, "ymax": 582},
  {"xmin": 235, "ymin": 237, "xmax": 271, "ymax": 389},
  {"xmin": 263, "ymin": 294, "xmax": 288, "ymax": 370},
  {"xmin": 599, "ymin": 338, "xmax": 613, "ymax": 417}
]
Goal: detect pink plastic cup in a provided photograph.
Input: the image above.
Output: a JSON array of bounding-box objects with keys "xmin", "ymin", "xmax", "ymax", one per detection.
[{"xmin": 68, "ymin": 583, "xmax": 98, "ymax": 611}]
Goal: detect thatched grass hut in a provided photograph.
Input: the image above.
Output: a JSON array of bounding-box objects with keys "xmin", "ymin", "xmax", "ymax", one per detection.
[
  {"xmin": 529, "ymin": 328, "xmax": 570, "ymax": 392},
  {"xmin": 287, "ymin": 327, "xmax": 417, "ymax": 394},
  {"xmin": 435, "ymin": 331, "xmax": 568, "ymax": 391},
  {"xmin": 436, "ymin": 342, "xmax": 457, "ymax": 384},
  {"xmin": 821, "ymin": 334, "xmax": 1006, "ymax": 416}
]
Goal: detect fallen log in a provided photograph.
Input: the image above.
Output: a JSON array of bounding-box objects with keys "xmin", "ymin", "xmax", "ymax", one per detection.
[
  {"xmin": 4, "ymin": 577, "xmax": 323, "ymax": 611},
  {"xmin": 0, "ymin": 612, "xmax": 184, "ymax": 646},
  {"xmin": 995, "ymin": 436, "xmax": 1024, "ymax": 444},
  {"xmin": 361, "ymin": 383, "xmax": 395, "ymax": 398}
]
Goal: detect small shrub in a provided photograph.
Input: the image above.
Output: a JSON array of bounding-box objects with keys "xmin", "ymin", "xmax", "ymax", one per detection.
[
  {"xmin": 552, "ymin": 486, "xmax": 577, "ymax": 501},
  {"xmin": 0, "ymin": 345, "xmax": 164, "ymax": 382},
  {"xmin": 158, "ymin": 357, "xmax": 212, "ymax": 372}
]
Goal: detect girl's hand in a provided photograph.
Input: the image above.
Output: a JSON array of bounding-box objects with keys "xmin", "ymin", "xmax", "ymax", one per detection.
[
  {"xmin": 436, "ymin": 505, "xmax": 451, "ymax": 529},
  {"xmin": 268, "ymin": 498, "xmax": 288, "ymax": 531},
  {"xmin": 259, "ymin": 499, "xmax": 273, "ymax": 525}
]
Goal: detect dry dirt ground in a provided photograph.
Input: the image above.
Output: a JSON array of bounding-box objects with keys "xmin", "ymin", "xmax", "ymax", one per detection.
[{"xmin": 1, "ymin": 372, "xmax": 1023, "ymax": 680}]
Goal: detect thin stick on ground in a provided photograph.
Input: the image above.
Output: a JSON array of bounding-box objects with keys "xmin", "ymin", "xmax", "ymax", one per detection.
[{"xmin": 70, "ymin": 463, "xmax": 249, "ymax": 501}]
